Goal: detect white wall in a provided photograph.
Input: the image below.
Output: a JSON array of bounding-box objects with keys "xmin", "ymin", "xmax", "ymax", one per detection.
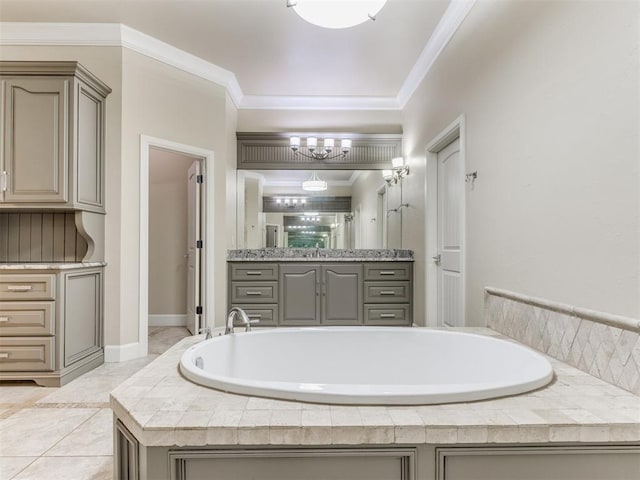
[
  {"xmin": 148, "ymin": 148, "xmax": 194, "ymax": 316},
  {"xmin": 351, "ymin": 171, "xmax": 386, "ymax": 248},
  {"xmin": 402, "ymin": 0, "xmax": 640, "ymax": 323}
]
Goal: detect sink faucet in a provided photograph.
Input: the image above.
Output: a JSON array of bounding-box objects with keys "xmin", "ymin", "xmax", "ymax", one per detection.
[{"xmin": 225, "ymin": 307, "xmax": 258, "ymax": 335}]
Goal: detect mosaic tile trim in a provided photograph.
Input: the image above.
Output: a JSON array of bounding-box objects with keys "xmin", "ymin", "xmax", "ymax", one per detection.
[
  {"xmin": 227, "ymin": 248, "xmax": 414, "ymax": 261},
  {"xmin": 485, "ymin": 288, "xmax": 640, "ymax": 396}
]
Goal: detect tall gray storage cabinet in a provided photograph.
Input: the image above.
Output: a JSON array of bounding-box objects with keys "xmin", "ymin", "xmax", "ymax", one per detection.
[{"xmin": 0, "ymin": 62, "xmax": 109, "ymax": 386}]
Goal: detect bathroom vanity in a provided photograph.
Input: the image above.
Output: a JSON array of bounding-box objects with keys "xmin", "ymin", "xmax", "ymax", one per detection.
[{"xmin": 228, "ymin": 249, "xmax": 414, "ymax": 327}]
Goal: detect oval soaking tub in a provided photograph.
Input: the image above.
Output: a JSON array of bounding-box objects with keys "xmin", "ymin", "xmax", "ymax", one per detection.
[{"xmin": 179, "ymin": 327, "xmax": 554, "ymax": 405}]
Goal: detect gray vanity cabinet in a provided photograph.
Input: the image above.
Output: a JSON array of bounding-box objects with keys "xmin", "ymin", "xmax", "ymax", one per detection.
[
  {"xmin": 0, "ymin": 62, "xmax": 111, "ymax": 212},
  {"xmin": 321, "ymin": 264, "xmax": 362, "ymax": 325},
  {"xmin": 228, "ymin": 260, "xmax": 412, "ymax": 327},
  {"xmin": 279, "ymin": 264, "xmax": 321, "ymax": 326},
  {"xmin": 279, "ymin": 264, "xmax": 362, "ymax": 326}
]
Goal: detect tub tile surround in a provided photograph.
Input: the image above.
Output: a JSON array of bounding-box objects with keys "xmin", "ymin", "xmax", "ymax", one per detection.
[
  {"xmin": 109, "ymin": 330, "xmax": 640, "ymax": 449},
  {"xmin": 227, "ymin": 248, "xmax": 414, "ymax": 261},
  {"xmin": 485, "ymin": 287, "xmax": 640, "ymax": 395}
]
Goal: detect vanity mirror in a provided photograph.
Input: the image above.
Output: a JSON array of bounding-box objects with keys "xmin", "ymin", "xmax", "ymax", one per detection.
[{"xmin": 236, "ymin": 169, "xmax": 404, "ymax": 250}]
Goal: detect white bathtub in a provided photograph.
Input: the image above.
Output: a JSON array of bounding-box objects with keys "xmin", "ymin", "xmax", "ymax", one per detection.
[{"xmin": 179, "ymin": 327, "xmax": 554, "ymax": 405}]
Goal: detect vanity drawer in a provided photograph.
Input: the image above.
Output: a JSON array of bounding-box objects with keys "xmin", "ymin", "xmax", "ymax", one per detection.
[
  {"xmin": 0, "ymin": 302, "xmax": 55, "ymax": 336},
  {"xmin": 230, "ymin": 264, "xmax": 279, "ymax": 281},
  {"xmin": 231, "ymin": 282, "xmax": 278, "ymax": 303},
  {"xmin": 0, "ymin": 274, "xmax": 55, "ymax": 301},
  {"xmin": 364, "ymin": 282, "xmax": 411, "ymax": 303},
  {"xmin": 231, "ymin": 304, "xmax": 278, "ymax": 327},
  {"xmin": 364, "ymin": 304, "xmax": 412, "ymax": 326},
  {"xmin": 363, "ymin": 263, "xmax": 412, "ymax": 281},
  {"xmin": 0, "ymin": 337, "xmax": 54, "ymax": 372}
]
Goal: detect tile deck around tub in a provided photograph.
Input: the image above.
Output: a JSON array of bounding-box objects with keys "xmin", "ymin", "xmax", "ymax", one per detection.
[{"xmin": 109, "ymin": 328, "xmax": 640, "ymax": 448}]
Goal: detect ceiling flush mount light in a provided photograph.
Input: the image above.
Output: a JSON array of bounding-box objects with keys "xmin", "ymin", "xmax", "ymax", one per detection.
[
  {"xmin": 382, "ymin": 157, "xmax": 410, "ymax": 186},
  {"xmin": 287, "ymin": 0, "xmax": 388, "ymax": 29},
  {"xmin": 290, "ymin": 136, "xmax": 351, "ymax": 161},
  {"xmin": 302, "ymin": 171, "xmax": 328, "ymax": 192}
]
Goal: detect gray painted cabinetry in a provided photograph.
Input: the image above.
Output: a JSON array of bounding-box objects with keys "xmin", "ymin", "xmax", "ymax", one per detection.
[
  {"xmin": 228, "ymin": 261, "xmax": 412, "ymax": 327},
  {"xmin": 0, "ymin": 267, "xmax": 103, "ymax": 386},
  {"xmin": 0, "ymin": 62, "xmax": 111, "ymax": 212}
]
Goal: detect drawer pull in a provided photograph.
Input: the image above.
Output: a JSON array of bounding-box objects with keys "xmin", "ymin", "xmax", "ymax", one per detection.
[
  {"xmin": 380, "ymin": 313, "xmax": 396, "ymax": 318},
  {"xmin": 379, "ymin": 271, "xmax": 396, "ymax": 275},
  {"xmin": 0, "ymin": 317, "xmax": 9, "ymax": 323},
  {"xmin": 248, "ymin": 314, "xmax": 262, "ymax": 319},
  {"xmin": 0, "ymin": 352, "xmax": 9, "ymax": 359},
  {"xmin": 245, "ymin": 291, "xmax": 263, "ymax": 296},
  {"xmin": 7, "ymin": 285, "xmax": 33, "ymax": 292},
  {"xmin": 246, "ymin": 271, "xmax": 263, "ymax": 276},
  {"xmin": 379, "ymin": 291, "xmax": 396, "ymax": 295}
]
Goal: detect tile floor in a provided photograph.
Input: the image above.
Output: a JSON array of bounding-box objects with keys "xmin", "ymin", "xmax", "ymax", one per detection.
[{"xmin": 0, "ymin": 327, "xmax": 190, "ymax": 479}]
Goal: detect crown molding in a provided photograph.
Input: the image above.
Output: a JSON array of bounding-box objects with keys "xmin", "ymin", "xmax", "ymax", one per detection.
[
  {"xmin": 0, "ymin": 1, "xmax": 477, "ymax": 111},
  {"xmin": 0, "ymin": 22, "xmax": 244, "ymax": 107},
  {"xmin": 239, "ymin": 94, "xmax": 400, "ymax": 111},
  {"xmin": 396, "ymin": 0, "xmax": 476, "ymax": 108}
]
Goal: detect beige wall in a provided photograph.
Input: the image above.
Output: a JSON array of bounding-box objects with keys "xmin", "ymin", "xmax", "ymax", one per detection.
[
  {"xmin": 121, "ymin": 49, "xmax": 236, "ymax": 336},
  {"xmin": 148, "ymin": 148, "xmax": 194, "ymax": 315},
  {"xmin": 351, "ymin": 171, "xmax": 385, "ymax": 249},
  {"xmin": 401, "ymin": 0, "xmax": 640, "ymax": 323}
]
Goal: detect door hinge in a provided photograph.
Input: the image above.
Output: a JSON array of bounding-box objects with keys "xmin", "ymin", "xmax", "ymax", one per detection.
[
  {"xmin": 196, "ymin": 306, "xmax": 203, "ymax": 315},
  {"xmin": 196, "ymin": 174, "xmax": 203, "ymax": 184},
  {"xmin": 196, "ymin": 240, "xmax": 203, "ymax": 249}
]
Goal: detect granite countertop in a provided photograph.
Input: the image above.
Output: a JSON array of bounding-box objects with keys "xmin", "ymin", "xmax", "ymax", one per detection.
[
  {"xmin": 228, "ymin": 248, "xmax": 414, "ymax": 262},
  {"xmin": 109, "ymin": 328, "xmax": 640, "ymax": 448},
  {"xmin": 0, "ymin": 262, "xmax": 106, "ymax": 270}
]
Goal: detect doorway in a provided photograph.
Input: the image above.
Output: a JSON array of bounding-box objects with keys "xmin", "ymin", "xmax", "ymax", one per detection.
[
  {"xmin": 139, "ymin": 136, "xmax": 214, "ymax": 358},
  {"xmin": 426, "ymin": 116, "xmax": 466, "ymax": 327}
]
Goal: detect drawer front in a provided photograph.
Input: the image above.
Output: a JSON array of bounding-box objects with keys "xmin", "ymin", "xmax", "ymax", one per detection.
[
  {"xmin": 364, "ymin": 304, "xmax": 412, "ymax": 326},
  {"xmin": 0, "ymin": 274, "xmax": 55, "ymax": 301},
  {"xmin": 0, "ymin": 301, "xmax": 55, "ymax": 336},
  {"xmin": 363, "ymin": 263, "xmax": 412, "ymax": 281},
  {"xmin": 231, "ymin": 282, "xmax": 278, "ymax": 303},
  {"xmin": 231, "ymin": 304, "xmax": 278, "ymax": 327},
  {"xmin": 364, "ymin": 282, "xmax": 411, "ymax": 303},
  {"xmin": 230, "ymin": 263, "xmax": 279, "ymax": 281},
  {"xmin": 0, "ymin": 337, "xmax": 54, "ymax": 372}
]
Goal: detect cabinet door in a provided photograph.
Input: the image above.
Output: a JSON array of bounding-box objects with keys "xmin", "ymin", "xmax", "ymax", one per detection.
[
  {"xmin": 279, "ymin": 264, "xmax": 320, "ymax": 326},
  {"xmin": 322, "ymin": 264, "xmax": 362, "ymax": 325},
  {"xmin": 62, "ymin": 269, "xmax": 102, "ymax": 367},
  {"xmin": 3, "ymin": 78, "xmax": 68, "ymax": 203}
]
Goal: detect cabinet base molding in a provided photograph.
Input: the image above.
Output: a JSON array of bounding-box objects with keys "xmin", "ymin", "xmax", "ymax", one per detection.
[{"xmin": 0, "ymin": 351, "xmax": 103, "ymax": 387}]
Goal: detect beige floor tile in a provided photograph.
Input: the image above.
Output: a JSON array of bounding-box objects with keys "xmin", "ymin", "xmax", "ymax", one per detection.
[
  {"xmin": 37, "ymin": 376, "xmax": 125, "ymax": 405},
  {"xmin": 148, "ymin": 326, "xmax": 190, "ymax": 355},
  {"xmin": 12, "ymin": 456, "xmax": 112, "ymax": 480},
  {"xmin": 45, "ymin": 409, "xmax": 113, "ymax": 457},
  {"xmin": 0, "ymin": 457, "xmax": 37, "ymax": 479},
  {"xmin": 0, "ymin": 384, "xmax": 53, "ymax": 407},
  {"xmin": 0, "ymin": 408, "xmax": 98, "ymax": 456}
]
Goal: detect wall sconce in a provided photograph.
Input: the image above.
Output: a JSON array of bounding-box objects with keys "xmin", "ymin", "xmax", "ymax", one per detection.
[{"xmin": 382, "ymin": 157, "xmax": 410, "ymax": 186}]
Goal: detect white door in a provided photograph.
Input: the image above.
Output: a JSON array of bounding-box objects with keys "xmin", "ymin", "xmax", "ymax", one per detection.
[
  {"xmin": 186, "ymin": 161, "xmax": 202, "ymax": 335},
  {"xmin": 436, "ymin": 138, "xmax": 463, "ymax": 327}
]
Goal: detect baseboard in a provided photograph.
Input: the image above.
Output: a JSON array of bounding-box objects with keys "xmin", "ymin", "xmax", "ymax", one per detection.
[
  {"xmin": 149, "ymin": 314, "xmax": 187, "ymax": 327},
  {"xmin": 104, "ymin": 342, "xmax": 142, "ymax": 363}
]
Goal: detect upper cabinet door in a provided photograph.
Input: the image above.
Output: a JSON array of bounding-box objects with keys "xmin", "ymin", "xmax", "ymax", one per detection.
[{"xmin": 3, "ymin": 78, "xmax": 68, "ymax": 204}]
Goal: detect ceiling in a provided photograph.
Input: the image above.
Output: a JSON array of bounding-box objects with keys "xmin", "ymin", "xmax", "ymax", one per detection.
[
  {"xmin": 247, "ymin": 169, "xmax": 360, "ymax": 187},
  {"xmin": 0, "ymin": 0, "xmax": 452, "ymax": 103}
]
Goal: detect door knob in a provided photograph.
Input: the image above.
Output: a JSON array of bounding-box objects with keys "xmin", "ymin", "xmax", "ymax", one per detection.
[{"xmin": 432, "ymin": 254, "xmax": 441, "ymax": 264}]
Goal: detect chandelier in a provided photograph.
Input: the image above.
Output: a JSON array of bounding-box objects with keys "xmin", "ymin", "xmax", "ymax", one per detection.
[
  {"xmin": 302, "ymin": 171, "xmax": 328, "ymax": 192},
  {"xmin": 287, "ymin": 0, "xmax": 388, "ymax": 29},
  {"xmin": 290, "ymin": 136, "xmax": 352, "ymax": 161}
]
